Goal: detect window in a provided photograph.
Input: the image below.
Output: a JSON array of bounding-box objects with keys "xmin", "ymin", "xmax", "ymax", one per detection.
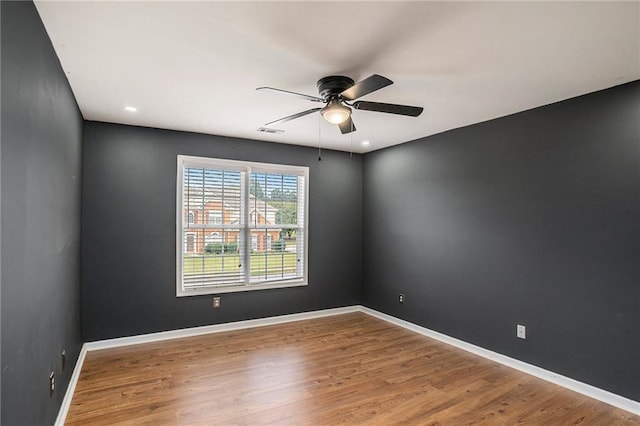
[
  {"xmin": 208, "ymin": 211, "xmax": 222, "ymax": 224},
  {"xmin": 185, "ymin": 233, "xmax": 196, "ymax": 253},
  {"xmin": 177, "ymin": 155, "xmax": 308, "ymax": 296}
]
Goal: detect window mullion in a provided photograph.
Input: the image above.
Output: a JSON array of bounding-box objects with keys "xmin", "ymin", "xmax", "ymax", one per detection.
[
  {"xmin": 200, "ymin": 168, "xmax": 205, "ymax": 278},
  {"xmin": 243, "ymin": 167, "xmax": 251, "ymax": 286}
]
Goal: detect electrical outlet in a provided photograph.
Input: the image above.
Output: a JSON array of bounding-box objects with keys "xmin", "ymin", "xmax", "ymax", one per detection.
[
  {"xmin": 213, "ymin": 297, "xmax": 221, "ymax": 309},
  {"xmin": 517, "ymin": 324, "xmax": 526, "ymax": 339},
  {"xmin": 49, "ymin": 372, "xmax": 55, "ymax": 394},
  {"xmin": 399, "ymin": 294, "xmax": 405, "ymax": 304}
]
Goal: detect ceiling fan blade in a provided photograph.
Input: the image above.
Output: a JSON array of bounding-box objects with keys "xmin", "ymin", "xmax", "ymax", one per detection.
[
  {"xmin": 256, "ymin": 87, "xmax": 324, "ymax": 103},
  {"xmin": 340, "ymin": 74, "xmax": 393, "ymax": 101},
  {"xmin": 353, "ymin": 101, "xmax": 423, "ymax": 117},
  {"xmin": 338, "ymin": 117, "xmax": 356, "ymax": 134},
  {"xmin": 264, "ymin": 108, "xmax": 322, "ymax": 127}
]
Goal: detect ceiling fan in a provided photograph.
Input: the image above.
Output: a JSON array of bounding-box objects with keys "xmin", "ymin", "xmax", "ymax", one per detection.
[{"xmin": 256, "ymin": 74, "xmax": 423, "ymax": 134}]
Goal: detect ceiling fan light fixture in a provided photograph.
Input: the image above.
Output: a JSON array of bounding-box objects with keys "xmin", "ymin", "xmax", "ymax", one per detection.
[{"xmin": 321, "ymin": 100, "xmax": 351, "ymax": 124}]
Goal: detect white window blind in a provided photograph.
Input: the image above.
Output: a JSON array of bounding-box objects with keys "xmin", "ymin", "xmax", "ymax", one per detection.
[{"xmin": 176, "ymin": 155, "xmax": 308, "ymax": 296}]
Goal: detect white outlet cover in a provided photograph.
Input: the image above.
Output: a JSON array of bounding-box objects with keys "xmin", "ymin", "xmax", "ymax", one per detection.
[{"xmin": 517, "ymin": 324, "xmax": 526, "ymax": 339}]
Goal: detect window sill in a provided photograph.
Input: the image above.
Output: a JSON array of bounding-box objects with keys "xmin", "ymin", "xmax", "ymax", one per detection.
[{"xmin": 176, "ymin": 279, "xmax": 308, "ymax": 297}]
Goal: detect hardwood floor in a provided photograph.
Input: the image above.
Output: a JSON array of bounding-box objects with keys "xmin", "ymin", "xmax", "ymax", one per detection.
[{"xmin": 66, "ymin": 313, "xmax": 638, "ymax": 425}]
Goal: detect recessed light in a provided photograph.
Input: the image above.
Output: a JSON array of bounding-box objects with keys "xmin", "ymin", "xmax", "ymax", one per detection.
[
  {"xmin": 124, "ymin": 106, "xmax": 137, "ymax": 112},
  {"xmin": 361, "ymin": 140, "xmax": 370, "ymax": 146}
]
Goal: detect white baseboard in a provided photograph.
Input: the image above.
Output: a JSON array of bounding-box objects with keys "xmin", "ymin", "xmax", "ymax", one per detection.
[
  {"xmin": 360, "ymin": 306, "xmax": 640, "ymax": 415},
  {"xmin": 84, "ymin": 306, "xmax": 360, "ymax": 351},
  {"xmin": 55, "ymin": 344, "xmax": 87, "ymax": 426},
  {"xmin": 55, "ymin": 304, "xmax": 639, "ymax": 424}
]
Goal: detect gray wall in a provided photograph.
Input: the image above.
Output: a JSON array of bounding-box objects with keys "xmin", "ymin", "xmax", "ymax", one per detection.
[
  {"xmin": 81, "ymin": 122, "xmax": 362, "ymax": 341},
  {"xmin": 362, "ymin": 81, "xmax": 640, "ymax": 401},
  {"xmin": 1, "ymin": 2, "xmax": 84, "ymax": 425}
]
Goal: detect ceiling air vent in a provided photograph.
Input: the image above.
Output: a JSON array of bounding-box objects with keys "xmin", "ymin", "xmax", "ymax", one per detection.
[{"xmin": 256, "ymin": 127, "xmax": 284, "ymax": 134}]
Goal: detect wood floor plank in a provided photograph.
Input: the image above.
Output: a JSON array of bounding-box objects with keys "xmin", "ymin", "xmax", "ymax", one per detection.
[{"xmin": 65, "ymin": 312, "xmax": 638, "ymax": 425}]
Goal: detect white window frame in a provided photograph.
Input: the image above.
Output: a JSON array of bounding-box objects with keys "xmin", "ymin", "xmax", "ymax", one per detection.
[{"xmin": 176, "ymin": 155, "xmax": 309, "ymax": 296}]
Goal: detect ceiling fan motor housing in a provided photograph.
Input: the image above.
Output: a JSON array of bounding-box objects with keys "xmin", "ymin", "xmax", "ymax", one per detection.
[{"xmin": 316, "ymin": 76, "xmax": 354, "ymax": 100}]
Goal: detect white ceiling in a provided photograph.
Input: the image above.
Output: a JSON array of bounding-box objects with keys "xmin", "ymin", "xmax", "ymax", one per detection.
[{"xmin": 34, "ymin": 1, "xmax": 639, "ymax": 153}]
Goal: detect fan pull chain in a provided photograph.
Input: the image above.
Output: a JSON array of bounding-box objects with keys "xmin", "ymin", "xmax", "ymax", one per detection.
[
  {"xmin": 318, "ymin": 114, "xmax": 322, "ymax": 161},
  {"xmin": 349, "ymin": 121, "xmax": 353, "ymax": 162}
]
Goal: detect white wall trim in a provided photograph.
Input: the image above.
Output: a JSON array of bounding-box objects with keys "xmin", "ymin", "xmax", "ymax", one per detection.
[
  {"xmin": 360, "ymin": 306, "xmax": 640, "ymax": 415},
  {"xmin": 55, "ymin": 344, "xmax": 88, "ymax": 426},
  {"xmin": 84, "ymin": 306, "xmax": 359, "ymax": 351},
  {"xmin": 55, "ymin": 305, "xmax": 639, "ymax": 424}
]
